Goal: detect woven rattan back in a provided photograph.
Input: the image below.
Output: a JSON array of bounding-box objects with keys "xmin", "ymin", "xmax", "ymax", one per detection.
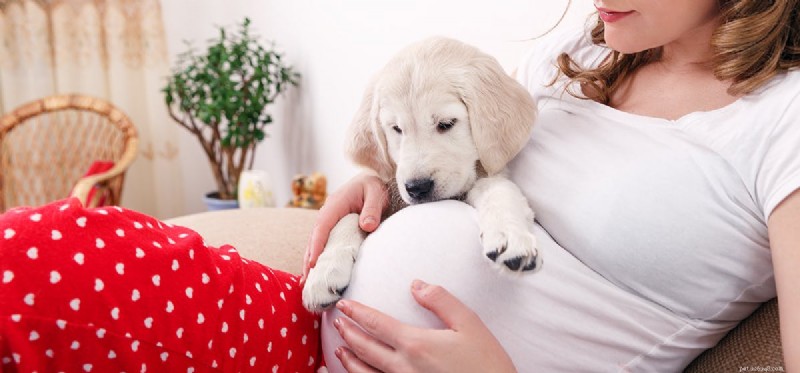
[{"xmin": 0, "ymin": 95, "xmax": 138, "ymax": 211}]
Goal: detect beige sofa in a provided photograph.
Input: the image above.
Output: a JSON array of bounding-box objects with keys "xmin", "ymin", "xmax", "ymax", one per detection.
[{"xmin": 166, "ymin": 207, "xmax": 784, "ymax": 372}]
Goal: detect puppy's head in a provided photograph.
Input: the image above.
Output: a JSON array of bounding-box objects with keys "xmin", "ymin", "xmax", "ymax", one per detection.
[{"xmin": 346, "ymin": 37, "xmax": 536, "ymax": 204}]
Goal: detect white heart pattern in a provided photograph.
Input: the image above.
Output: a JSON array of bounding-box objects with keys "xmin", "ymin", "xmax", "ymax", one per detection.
[
  {"xmin": 2, "ymin": 270, "xmax": 13, "ymax": 284},
  {"xmin": 50, "ymin": 271, "xmax": 61, "ymax": 284},
  {"xmin": 76, "ymin": 217, "xmax": 87, "ymax": 227},
  {"xmin": 74, "ymin": 252, "xmax": 85, "ymax": 265},
  {"xmin": 70, "ymin": 298, "xmax": 81, "ymax": 311},
  {"xmin": 27, "ymin": 247, "xmax": 38, "ymax": 260},
  {"xmin": 30, "ymin": 213, "xmax": 42, "ymax": 222},
  {"xmin": 4, "ymin": 228, "xmax": 16, "ymax": 239},
  {"xmin": 51, "ymin": 230, "xmax": 63, "ymax": 240}
]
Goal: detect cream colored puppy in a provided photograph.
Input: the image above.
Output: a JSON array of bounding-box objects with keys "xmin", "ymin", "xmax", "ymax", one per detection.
[{"xmin": 303, "ymin": 37, "xmax": 540, "ymax": 312}]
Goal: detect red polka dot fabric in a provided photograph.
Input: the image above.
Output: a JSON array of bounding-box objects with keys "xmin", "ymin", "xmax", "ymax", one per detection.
[{"xmin": 0, "ymin": 198, "xmax": 324, "ymax": 372}]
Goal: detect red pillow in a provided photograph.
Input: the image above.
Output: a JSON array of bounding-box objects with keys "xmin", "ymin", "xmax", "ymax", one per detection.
[{"xmin": 73, "ymin": 161, "xmax": 115, "ymax": 206}]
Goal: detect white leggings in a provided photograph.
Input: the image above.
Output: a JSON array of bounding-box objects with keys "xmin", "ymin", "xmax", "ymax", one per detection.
[{"xmin": 319, "ymin": 200, "xmax": 701, "ymax": 372}]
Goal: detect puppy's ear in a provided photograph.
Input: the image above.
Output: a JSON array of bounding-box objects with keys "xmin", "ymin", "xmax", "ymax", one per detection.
[
  {"xmin": 344, "ymin": 77, "xmax": 395, "ymax": 181},
  {"xmin": 458, "ymin": 54, "xmax": 536, "ymax": 175}
]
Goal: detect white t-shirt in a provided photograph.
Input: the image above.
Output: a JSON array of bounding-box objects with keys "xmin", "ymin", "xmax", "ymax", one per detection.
[
  {"xmin": 512, "ymin": 25, "xmax": 800, "ymax": 321},
  {"xmin": 321, "ymin": 28, "xmax": 799, "ymax": 372}
]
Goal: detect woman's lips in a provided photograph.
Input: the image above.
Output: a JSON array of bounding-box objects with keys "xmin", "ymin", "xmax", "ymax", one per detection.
[{"xmin": 596, "ymin": 7, "xmax": 635, "ymax": 23}]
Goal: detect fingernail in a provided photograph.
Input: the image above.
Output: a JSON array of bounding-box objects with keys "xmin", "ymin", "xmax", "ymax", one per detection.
[
  {"xmin": 412, "ymin": 279, "xmax": 427, "ymax": 290},
  {"xmin": 334, "ymin": 317, "xmax": 343, "ymax": 330},
  {"xmin": 336, "ymin": 300, "xmax": 351, "ymax": 315},
  {"xmin": 335, "ymin": 346, "xmax": 344, "ymax": 359},
  {"xmin": 362, "ymin": 216, "xmax": 376, "ymax": 227}
]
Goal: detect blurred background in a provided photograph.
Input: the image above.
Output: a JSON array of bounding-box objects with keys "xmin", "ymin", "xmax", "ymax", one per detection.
[{"xmin": 0, "ymin": 0, "xmax": 594, "ymax": 218}]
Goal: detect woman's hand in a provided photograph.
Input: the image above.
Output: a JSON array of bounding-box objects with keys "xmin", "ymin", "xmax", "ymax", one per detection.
[
  {"xmin": 333, "ymin": 280, "xmax": 517, "ymax": 373},
  {"xmin": 301, "ymin": 173, "xmax": 389, "ymax": 283}
]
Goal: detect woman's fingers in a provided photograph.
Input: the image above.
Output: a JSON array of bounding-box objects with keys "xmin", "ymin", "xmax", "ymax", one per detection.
[
  {"xmin": 358, "ymin": 178, "xmax": 389, "ymax": 232},
  {"xmin": 410, "ymin": 280, "xmax": 481, "ymax": 331},
  {"xmin": 337, "ymin": 300, "xmax": 410, "ymax": 349},
  {"xmin": 303, "ymin": 197, "xmax": 348, "ymax": 275},
  {"xmin": 335, "ymin": 316, "xmax": 397, "ymax": 370},
  {"xmin": 336, "ymin": 346, "xmax": 383, "ymax": 373}
]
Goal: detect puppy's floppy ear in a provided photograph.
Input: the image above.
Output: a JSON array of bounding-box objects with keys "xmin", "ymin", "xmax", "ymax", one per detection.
[
  {"xmin": 457, "ymin": 54, "xmax": 536, "ymax": 175},
  {"xmin": 344, "ymin": 77, "xmax": 395, "ymax": 181}
]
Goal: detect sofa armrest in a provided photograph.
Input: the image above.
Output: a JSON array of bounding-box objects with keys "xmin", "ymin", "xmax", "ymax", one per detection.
[
  {"xmin": 165, "ymin": 207, "xmax": 318, "ymax": 274},
  {"xmin": 684, "ymin": 298, "xmax": 783, "ymax": 372}
]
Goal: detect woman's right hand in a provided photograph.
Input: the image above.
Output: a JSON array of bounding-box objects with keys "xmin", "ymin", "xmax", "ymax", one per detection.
[{"xmin": 300, "ymin": 173, "xmax": 389, "ymax": 283}]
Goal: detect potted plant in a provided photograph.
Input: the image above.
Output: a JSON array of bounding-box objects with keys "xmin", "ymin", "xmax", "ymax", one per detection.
[{"xmin": 163, "ymin": 18, "xmax": 299, "ymax": 210}]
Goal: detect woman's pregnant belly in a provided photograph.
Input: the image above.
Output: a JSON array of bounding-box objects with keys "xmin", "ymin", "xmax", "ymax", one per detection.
[{"xmin": 320, "ymin": 201, "xmax": 726, "ymax": 372}]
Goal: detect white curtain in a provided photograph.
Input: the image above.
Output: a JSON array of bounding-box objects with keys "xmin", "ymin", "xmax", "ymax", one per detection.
[{"xmin": 0, "ymin": 0, "xmax": 184, "ymax": 218}]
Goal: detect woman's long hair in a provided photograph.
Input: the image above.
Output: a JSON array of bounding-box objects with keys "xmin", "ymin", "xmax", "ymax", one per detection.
[{"xmin": 555, "ymin": 0, "xmax": 800, "ymax": 103}]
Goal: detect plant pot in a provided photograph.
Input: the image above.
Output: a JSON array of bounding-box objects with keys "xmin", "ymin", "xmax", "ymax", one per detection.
[{"xmin": 202, "ymin": 192, "xmax": 239, "ymax": 211}]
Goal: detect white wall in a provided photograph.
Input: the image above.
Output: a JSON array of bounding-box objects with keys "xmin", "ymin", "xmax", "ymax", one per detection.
[{"xmin": 161, "ymin": 0, "xmax": 595, "ymax": 216}]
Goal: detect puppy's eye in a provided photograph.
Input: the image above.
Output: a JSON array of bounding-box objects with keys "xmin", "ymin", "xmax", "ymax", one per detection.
[
  {"xmin": 392, "ymin": 125, "xmax": 403, "ymax": 134},
  {"xmin": 436, "ymin": 118, "xmax": 457, "ymax": 133}
]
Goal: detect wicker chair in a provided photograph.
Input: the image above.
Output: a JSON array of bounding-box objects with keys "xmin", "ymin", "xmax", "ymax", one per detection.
[{"xmin": 0, "ymin": 94, "xmax": 138, "ymax": 211}]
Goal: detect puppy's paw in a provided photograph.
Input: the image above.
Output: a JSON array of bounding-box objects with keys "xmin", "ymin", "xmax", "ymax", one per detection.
[
  {"xmin": 482, "ymin": 225, "xmax": 541, "ymax": 273},
  {"xmin": 302, "ymin": 250, "xmax": 355, "ymax": 313}
]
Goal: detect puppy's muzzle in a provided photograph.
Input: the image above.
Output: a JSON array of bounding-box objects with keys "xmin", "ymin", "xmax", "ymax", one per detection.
[{"xmin": 404, "ymin": 178, "xmax": 434, "ymax": 202}]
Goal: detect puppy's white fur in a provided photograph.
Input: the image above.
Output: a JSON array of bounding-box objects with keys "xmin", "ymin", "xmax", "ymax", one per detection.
[{"xmin": 303, "ymin": 37, "xmax": 540, "ymax": 312}]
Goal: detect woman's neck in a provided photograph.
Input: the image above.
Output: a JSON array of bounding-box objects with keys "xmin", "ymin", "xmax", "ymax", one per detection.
[{"xmin": 606, "ymin": 19, "xmax": 743, "ymax": 121}]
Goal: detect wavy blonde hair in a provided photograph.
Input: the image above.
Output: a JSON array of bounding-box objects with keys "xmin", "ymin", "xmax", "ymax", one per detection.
[{"xmin": 556, "ymin": 0, "xmax": 800, "ymax": 104}]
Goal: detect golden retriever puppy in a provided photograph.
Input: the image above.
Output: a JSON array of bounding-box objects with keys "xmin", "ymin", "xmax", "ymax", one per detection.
[{"xmin": 303, "ymin": 37, "xmax": 540, "ymax": 312}]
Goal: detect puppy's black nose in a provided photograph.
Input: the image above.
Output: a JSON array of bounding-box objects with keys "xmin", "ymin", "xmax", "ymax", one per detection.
[{"xmin": 405, "ymin": 178, "xmax": 434, "ymax": 200}]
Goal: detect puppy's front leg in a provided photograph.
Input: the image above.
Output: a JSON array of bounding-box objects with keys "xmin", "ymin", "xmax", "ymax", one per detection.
[
  {"xmin": 467, "ymin": 175, "xmax": 541, "ymax": 272},
  {"xmin": 302, "ymin": 213, "xmax": 365, "ymax": 312}
]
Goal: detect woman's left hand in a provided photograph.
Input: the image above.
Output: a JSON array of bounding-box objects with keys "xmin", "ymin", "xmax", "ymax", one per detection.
[{"xmin": 333, "ymin": 280, "xmax": 517, "ymax": 373}]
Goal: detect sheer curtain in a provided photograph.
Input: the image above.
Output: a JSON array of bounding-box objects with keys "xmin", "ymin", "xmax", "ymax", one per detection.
[{"xmin": 0, "ymin": 0, "xmax": 184, "ymax": 218}]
